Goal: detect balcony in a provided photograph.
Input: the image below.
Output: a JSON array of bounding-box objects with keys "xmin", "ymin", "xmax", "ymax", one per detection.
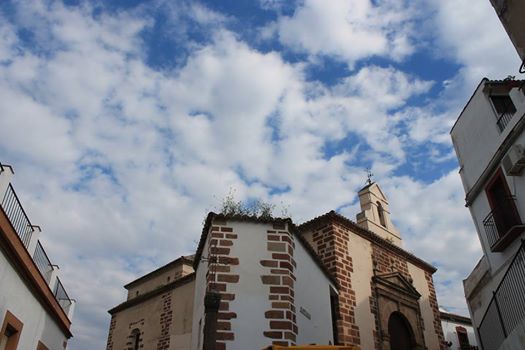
[
  {"xmin": 496, "ymin": 110, "xmax": 515, "ymax": 132},
  {"xmin": 0, "ymin": 175, "xmax": 74, "ymax": 316},
  {"xmin": 483, "ymin": 197, "xmax": 525, "ymax": 252},
  {"xmin": 477, "ymin": 240, "xmax": 525, "ymax": 350}
]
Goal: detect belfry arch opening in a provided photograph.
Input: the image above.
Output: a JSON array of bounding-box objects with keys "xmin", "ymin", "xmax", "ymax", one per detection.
[
  {"xmin": 377, "ymin": 201, "xmax": 386, "ymax": 227},
  {"xmin": 388, "ymin": 311, "xmax": 415, "ymax": 350}
]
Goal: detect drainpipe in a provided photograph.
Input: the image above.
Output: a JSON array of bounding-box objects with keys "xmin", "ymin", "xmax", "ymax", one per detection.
[{"xmin": 203, "ymin": 292, "xmax": 221, "ymax": 350}]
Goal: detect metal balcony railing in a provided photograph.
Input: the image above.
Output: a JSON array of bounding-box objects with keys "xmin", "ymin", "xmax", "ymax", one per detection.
[
  {"xmin": 54, "ymin": 277, "xmax": 73, "ymax": 310},
  {"xmin": 33, "ymin": 240, "xmax": 54, "ymax": 279},
  {"xmin": 1, "ymin": 183, "xmax": 34, "ymax": 247},
  {"xmin": 478, "ymin": 240, "xmax": 525, "ymax": 350},
  {"xmin": 0, "ymin": 179, "xmax": 73, "ymax": 315},
  {"xmin": 496, "ymin": 111, "xmax": 515, "ymax": 132},
  {"xmin": 483, "ymin": 197, "xmax": 522, "ymax": 250}
]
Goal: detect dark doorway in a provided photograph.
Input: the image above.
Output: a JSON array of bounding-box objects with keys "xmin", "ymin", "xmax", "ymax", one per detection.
[
  {"xmin": 486, "ymin": 169, "xmax": 520, "ymax": 238},
  {"xmin": 388, "ymin": 312, "xmax": 414, "ymax": 350}
]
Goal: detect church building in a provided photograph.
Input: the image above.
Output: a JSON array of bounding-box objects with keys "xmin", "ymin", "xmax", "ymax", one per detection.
[{"xmin": 106, "ymin": 183, "xmax": 445, "ymax": 350}]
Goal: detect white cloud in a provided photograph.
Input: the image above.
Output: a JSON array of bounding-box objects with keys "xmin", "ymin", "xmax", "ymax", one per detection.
[
  {"xmin": 385, "ymin": 171, "xmax": 481, "ymax": 313},
  {"xmin": 273, "ymin": 0, "xmax": 416, "ymax": 66},
  {"xmin": 429, "ymin": 0, "xmax": 520, "ymax": 98}
]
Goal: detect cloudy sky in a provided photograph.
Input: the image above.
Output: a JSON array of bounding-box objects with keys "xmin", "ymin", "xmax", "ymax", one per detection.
[{"xmin": 0, "ymin": 0, "xmax": 522, "ymax": 349}]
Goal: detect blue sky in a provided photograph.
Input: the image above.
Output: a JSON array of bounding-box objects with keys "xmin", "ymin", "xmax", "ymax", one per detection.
[{"xmin": 0, "ymin": 0, "xmax": 522, "ymax": 349}]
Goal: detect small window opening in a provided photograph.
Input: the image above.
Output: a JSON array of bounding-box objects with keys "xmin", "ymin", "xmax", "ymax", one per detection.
[
  {"xmin": 131, "ymin": 329, "xmax": 140, "ymax": 350},
  {"xmin": 329, "ymin": 287, "xmax": 339, "ymax": 345},
  {"xmin": 167, "ymin": 276, "xmax": 171, "ymax": 282},
  {"xmin": 0, "ymin": 311, "xmax": 23, "ymax": 350}
]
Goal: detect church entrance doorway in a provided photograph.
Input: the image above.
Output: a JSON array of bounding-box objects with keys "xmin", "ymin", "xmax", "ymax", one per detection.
[{"xmin": 388, "ymin": 312, "xmax": 414, "ymax": 350}]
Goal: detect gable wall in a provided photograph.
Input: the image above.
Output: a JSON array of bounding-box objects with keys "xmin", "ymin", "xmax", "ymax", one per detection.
[
  {"xmin": 107, "ymin": 280, "xmax": 194, "ymax": 350},
  {"xmin": 126, "ymin": 263, "xmax": 193, "ymax": 301},
  {"xmin": 302, "ymin": 220, "xmax": 445, "ymax": 350}
]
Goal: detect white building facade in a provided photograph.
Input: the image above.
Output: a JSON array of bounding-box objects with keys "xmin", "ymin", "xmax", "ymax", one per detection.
[
  {"xmin": 451, "ymin": 79, "xmax": 525, "ymax": 350},
  {"xmin": 440, "ymin": 311, "xmax": 478, "ymax": 350},
  {"xmin": 191, "ymin": 215, "xmax": 337, "ymax": 350},
  {"xmin": 0, "ymin": 163, "xmax": 75, "ymax": 350}
]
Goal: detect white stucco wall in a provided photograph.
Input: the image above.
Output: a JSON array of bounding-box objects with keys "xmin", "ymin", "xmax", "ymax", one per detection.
[
  {"xmin": 346, "ymin": 232, "xmax": 375, "ymax": 350},
  {"xmin": 452, "ymin": 81, "xmax": 525, "ymax": 336},
  {"xmin": 407, "ymin": 263, "xmax": 440, "ymax": 350},
  {"xmin": 294, "ymin": 238, "xmax": 335, "ymax": 346},
  {"xmin": 500, "ymin": 316, "xmax": 525, "ymax": 350},
  {"xmin": 226, "ymin": 221, "xmax": 274, "ymax": 349},
  {"xmin": 441, "ymin": 319, "xmax": 477, "ymax": 349},
  {"xmin": 191, "ymin": 219, "xmax": 335, "ymax": 349},
  {"xmin": 451, "ymin": 83, "xmax": 525, "ymax": 194},
  {"xmin": 0, "ymin": 249, "xmax": 68, "ymax": 350},
  {"xmin": 469, "ymin": 171, "xmax": 525, "ymax": 275}
]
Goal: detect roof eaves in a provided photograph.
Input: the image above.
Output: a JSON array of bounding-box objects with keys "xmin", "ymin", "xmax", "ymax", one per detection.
[{"xmin": 124, "ymin": 255, "xmax": 194, "ymax": 290}]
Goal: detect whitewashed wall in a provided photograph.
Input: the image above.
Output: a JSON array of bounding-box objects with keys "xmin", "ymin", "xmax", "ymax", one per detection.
[
  {"xmin": 226, "ymin": 221, "xmax": 274, "ymax": 349},
  {"xmin": 441, "ymin": 318, "xmax": 477, "ymax": 349},
  {"xmin": 0, "ymin": 250, "xmax": 68, "ymax": 350},
  {"xmin": 452, "ymin": 83, "xmax": 525, "ymax": 194},
  {"xmin": 294, "ymin": 237, "xmax": 335, "ymax": 346},
  {"xmin": 191, "ymin": 219, "xmax": 335, "ymax": 349}
]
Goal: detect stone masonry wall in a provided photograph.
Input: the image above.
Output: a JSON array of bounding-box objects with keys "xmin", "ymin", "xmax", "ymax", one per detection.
[
  {"xmin": 310, "ymin": 222, "xmax": 361, "ymax": 346},
  {"xmin": 106, "ymin": 315, "xmax": 116, "ymax": 350},
  {"xmin": 260, "ymin": 222, "xmax": 298, "ymax": 346},
  {"xmin": 425, "ymin": 271, "xmax": 446, "ymax": 349},
  {"xmin": 369, "ymin": 243, "xmax": 412, "ymax": 350},
  {"xmin": 156, "ymin": 292, "xmax": 172, "ymax": 350}
]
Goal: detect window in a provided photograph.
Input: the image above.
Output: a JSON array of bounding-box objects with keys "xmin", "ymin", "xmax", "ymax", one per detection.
[
  {"xmin": 0, "ymin": 311, "xmax": 23, "ymax": 350},
  {"xmin": 130, "ymin": 329, "xmax": 140, "ymax": 350},
  {"xmin": 456, "ymin": 326, "xmax": 470, "ymax": 349},
  {"xmin": 329, "ymin": 287, "xmax": 339, "ymax": 345},
  {"xmin": 490, "ymin": 95, "xmax": 517, "ymax": 131}
]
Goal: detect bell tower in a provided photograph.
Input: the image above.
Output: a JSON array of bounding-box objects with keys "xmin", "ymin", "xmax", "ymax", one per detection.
[{"xmin": 355, "ymin": 182, "xmax": 402, "ymax": 246}]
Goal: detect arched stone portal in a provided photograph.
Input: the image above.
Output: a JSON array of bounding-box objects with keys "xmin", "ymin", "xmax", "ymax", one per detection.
[
  {"xmin": 372, "ymin": 272, "xmax": 426, "ymax": 350},
  {"xmin": 388, "ymin": 312, "xmax": 414, "ymax": 350}
]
